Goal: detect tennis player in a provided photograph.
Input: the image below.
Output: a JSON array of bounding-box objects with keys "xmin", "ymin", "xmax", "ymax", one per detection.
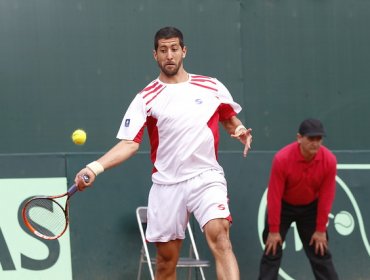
[{"xmin": 75, "ymin": 26, "xmax": 252, "ymax": 280}]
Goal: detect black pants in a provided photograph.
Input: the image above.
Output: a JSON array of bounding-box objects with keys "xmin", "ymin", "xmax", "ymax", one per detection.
[{"xmin": 258, "ymin": 200, "xmax": 339, "ymax": 280}]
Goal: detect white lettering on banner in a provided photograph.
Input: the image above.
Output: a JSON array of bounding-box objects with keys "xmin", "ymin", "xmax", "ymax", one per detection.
[
  {"xmin": 0, "ymin": 178, "xmax": 72, "ymax": 280},
  {"xmin": 257, "ymin": 164, "xmax": 370, "ymax": 280}
]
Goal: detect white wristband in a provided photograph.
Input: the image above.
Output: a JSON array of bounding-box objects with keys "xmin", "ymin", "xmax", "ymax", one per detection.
[
  {"xmin": 234, "ymin": 125, "xmax": 246, "ymax": 135},
  {"xmin": 86, "ymin": 161, "xmax": 105, "ymax": 176}
]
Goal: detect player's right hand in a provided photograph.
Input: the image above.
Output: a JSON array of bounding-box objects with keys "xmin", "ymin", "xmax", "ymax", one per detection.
[
  {"xmin": 264, "ymin": 232, "xmax": 283, "ymax": 256},
  {"xmin": 74, "ymin": 168, "xmax": 95, "ymax": 191}
]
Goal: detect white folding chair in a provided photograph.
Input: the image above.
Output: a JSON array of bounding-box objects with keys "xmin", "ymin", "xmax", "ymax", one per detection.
[{"xmin": 136, "ymin": 206, "xmax": 210, "ymax": 280}]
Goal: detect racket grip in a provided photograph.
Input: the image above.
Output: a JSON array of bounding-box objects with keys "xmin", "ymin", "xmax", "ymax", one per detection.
[
  {"xmin": 68, "ymin": 184, "xmax": 79, "ymax": 195},
  {"xmin": 68, "ymin": 174, "xmax": 90, "ymax": 195}
]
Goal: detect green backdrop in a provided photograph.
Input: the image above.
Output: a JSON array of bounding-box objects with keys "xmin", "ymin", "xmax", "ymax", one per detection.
[
  {"xmin": 1, "ymin": 0, "xmax": 370, "ymax": 279},
  {"xmin": 1, "ymin": 0, "xmax": 369, "ymax": 153}
]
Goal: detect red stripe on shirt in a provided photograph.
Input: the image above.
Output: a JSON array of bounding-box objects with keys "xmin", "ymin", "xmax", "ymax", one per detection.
[
  {"xmin": 207, "ymin": 109, "xmax": 220, "ymax": 160},
  {"xmin": 143, "ymin": 83, "xmax": 164, "ymax": 99},
  {"xmin": 141, "ymin": 81, "xmax": 159, "ymax": 93},
  {"xmin": 207, "ymin": 104, "xmax": 237, "ymax": 159},
  {"xmin": 189, "ymin": 82, "xmax": 217, "ymax": 92},
  {"xmin": 218, "ymin": 103, "xmax": 237, "ymax": 121},
  {"xmin": 191, "ymin": 75, "xmax": 212, "ymax": 79},
  {"xmin": 146, "ymin": 86, "xmax": 166, "ymax": 107},
  {"xmin": 133, "ymin": 126, "xmax": 145, "ymax": 143},
  {"xmin": 146, "ymin": 116, "xmax": 159, "ymax": 171},
  {"xmin": 190, "ymin": 78, "xmax": 217, "ymax": 85}
]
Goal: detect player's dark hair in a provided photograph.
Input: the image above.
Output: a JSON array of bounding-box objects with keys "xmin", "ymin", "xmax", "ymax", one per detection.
[{"xmin": 154, "ymin": 26, "xmax": 184, "ymax": 50}]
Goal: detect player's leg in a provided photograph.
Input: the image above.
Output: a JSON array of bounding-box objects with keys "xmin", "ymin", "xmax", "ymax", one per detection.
[
  {"xmin": 296, "ymin": 201, "xmax": 339, "ymax": 280},
  {"xmin": 203, "ymin": 218, "xmax": 239, "ymax": 280},
  {"xmin": 258, "ymin": 201, "xmax": 295, "ymax": 280},
  {"xmin": 155, "ymin": 239, "xmax": 183, "ymax": 280},
  {"xmin": 146, "ymin": 182, "xmax": 189, "ymax": 279},
  {"xmin": 189, "ymin": 169, "xmax": 239, "ymax": 279}
]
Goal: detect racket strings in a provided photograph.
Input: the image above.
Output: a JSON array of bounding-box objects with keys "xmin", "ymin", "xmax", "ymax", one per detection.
[{"xmin": 24, "ymin": 198, "xmax": 67, "ymax": 238}]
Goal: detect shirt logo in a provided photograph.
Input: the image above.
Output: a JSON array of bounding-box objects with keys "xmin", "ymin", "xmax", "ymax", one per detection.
[
  {"xmin": 125, "ymin": 119, "xmax": 130, "ymax": 127},
  {"xmin": 195, "ymin": 98, "xmax": 203, "ymax": 104},
  {"xmin": 217, "ymin": 204, "xmax": 226, "ymax": 210}
]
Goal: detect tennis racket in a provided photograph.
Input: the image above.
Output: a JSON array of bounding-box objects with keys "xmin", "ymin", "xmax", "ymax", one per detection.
[{"xmin": 22, "ymin": 174, "xmax": 89, "ymax": 240}]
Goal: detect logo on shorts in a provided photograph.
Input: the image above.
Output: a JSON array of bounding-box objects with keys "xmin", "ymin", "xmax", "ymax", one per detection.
[
  {"xmin": 125, "ymin": 119, "xmax": 130, "ymax": 127},
  {"xmin": 217, "ymin": 204, "xmax": 226, "ymax": 210}
]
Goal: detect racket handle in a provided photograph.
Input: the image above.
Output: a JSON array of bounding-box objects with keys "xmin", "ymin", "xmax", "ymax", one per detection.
[
  {"xmin": 68, "ymin": 184, "xmax": 79, "ymax": 195},
  {"xmin": 68, "ymin": 175, "xmax": 90, "ymax": 195}
]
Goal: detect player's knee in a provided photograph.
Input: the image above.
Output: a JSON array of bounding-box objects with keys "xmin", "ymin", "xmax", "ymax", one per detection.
[
  {"xmin": 155, "ymin": 254, "xmax": 177, "ymax": 276},
  {"xmin": 213, "ymin": 233, "xmax": 233, "ymax": 254},
  {"xmin": 204, "ymin": 219, "xmax": 233, "ymax": 253}
]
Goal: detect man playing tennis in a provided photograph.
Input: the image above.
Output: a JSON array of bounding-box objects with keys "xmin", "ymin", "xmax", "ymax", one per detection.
[{"xmin": 75, "ymin": 26, "xmax": 252, "ymax": 280}]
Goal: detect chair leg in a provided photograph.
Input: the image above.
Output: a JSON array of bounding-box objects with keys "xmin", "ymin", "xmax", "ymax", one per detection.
[
  {"xmin": 187, "ymin": 267, "xmax": 192, "ymax": 280},
  {"xmin": 137, "ymin": 258, "xmax": 143, "ymax": 280},
  {"xmin": 199, "ymin": 267, "xmax": 206, "ymax": 280},
  {"xmin": 137, "ymin": 253, "xmax": 143, "ymax": 280}
]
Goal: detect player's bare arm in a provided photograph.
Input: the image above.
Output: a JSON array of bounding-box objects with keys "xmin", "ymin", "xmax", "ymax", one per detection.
[
  {"xmin": 75, "ymin": 139, "xmax": 140, "ymax": 190},
  {"xmin": 309, "ymin": 231, "xmax": 328, "ymax": 256},
  {"xmin": 221, "ymin": 116, "xmax": 252, "ymax": 157},
  {"xmin": 264, "ymin": 232, "xmax": 283, "ymax": 256}
]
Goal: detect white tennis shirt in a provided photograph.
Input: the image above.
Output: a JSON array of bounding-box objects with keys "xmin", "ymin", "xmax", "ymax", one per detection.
[{"xmin": 117, "ymin": 74, "xmax": 242, "ymax": 184}]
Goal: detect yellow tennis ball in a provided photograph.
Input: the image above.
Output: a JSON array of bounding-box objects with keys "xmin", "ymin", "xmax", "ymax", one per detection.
[{"xmin": 72, "ymin": 129, "xmax": 87, "ymax": 145}]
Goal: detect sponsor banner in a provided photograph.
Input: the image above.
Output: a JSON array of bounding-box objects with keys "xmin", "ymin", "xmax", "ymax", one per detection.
[{"xmin": 0, "ymin": 178, "xmax": 72, "ymax": 280}]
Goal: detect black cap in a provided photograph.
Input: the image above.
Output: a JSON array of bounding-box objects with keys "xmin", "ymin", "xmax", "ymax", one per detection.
[{"xmin": 298, "ymin": 118, "xmax": 326, "ymax": 137}]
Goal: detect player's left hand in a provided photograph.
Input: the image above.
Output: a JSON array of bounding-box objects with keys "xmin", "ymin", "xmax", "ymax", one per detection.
[
  {"xmin": 309, "ymin": 231, "xmax": 328, "ymax": 256},
  {"xmin": 231, "ymin": 127, "xmax": 252, "ymax": 157}
]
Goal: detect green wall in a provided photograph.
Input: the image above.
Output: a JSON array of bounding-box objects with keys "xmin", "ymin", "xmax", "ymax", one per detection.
[
  {"xmin": 0, "ymin": 0, "xmax": 243, "ymax": 153},
  {"xmin": 1, "ymin": 0, "xmax": 370, "ymax": 279},
  {"xmin": 242, "ymin": 0, "xmax": 370, "ymax": 150},
  {"xmin": 1, "ymin": 0, "xmax": 369, "ymax": 154}
]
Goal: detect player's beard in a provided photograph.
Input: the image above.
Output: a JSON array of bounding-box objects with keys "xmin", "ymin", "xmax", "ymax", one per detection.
[{"xmin": 158, "ymin": 60, "xmax": 183, "ymax": 77}]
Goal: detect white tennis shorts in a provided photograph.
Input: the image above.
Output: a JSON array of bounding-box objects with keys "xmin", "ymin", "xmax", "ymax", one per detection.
[{"xmin": 146, "ymin": 169, "xmax": 231, "ymax": 242}]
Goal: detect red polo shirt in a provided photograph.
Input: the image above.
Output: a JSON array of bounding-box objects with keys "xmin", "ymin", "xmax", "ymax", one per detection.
[{"xmin": 267, "ymin": 142, "xmax": 337, "ymax": 233}]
